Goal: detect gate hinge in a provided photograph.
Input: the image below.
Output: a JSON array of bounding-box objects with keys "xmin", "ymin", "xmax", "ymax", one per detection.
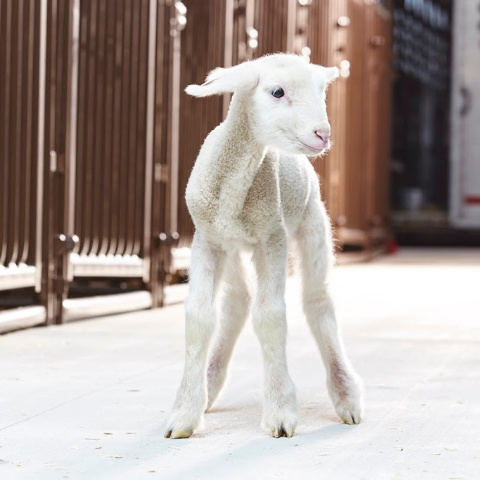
[
  {"xmin": 55, "ymin": 233, "xmax": 79, "ymax": 255},
  {"xmin": 156, "ymin": 231, "xmax": 180, "ymax": 246}
]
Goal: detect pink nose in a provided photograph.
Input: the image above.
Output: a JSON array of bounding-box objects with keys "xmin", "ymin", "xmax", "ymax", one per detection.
[{"xmin": 314, "ymin": 130, "xmax": 330, "ymax": 145}]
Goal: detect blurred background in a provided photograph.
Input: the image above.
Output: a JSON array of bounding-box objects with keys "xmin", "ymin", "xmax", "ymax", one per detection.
[{"xmin": 0, "ymin": 0, "xmax": 478, "ymax": 332}]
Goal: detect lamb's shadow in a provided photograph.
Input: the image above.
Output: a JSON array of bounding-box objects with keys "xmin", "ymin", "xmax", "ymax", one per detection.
[
  {"xmin": 164, "ymin": 420, "xmax": 359, "ymax": 479},
  {"xmin": 82, "ymin": 401, "xmax": 359, "ymax": 479},
  {"xmin": 157, "ymin": 399, "xmax": 359, "ymax": 478}
]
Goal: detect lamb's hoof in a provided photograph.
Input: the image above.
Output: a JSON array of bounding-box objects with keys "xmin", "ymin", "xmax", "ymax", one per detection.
[
  {"xmin": 336, "ymin": 404, "xmax": 362, "ymax": 425},
  {"xmin": 164, "ymin": 409, "xmax": 203, "ymax": 439},
  {"xmin": 164, "ymin": 428, "xmax": 193, "ymax": 439},
  {"xmin": 271, "ymin": 423, "xmax": 295, "ymax": 438},
  {"xmin": 330, "ymin": 372, "xmax": 363, "ymax": 425},
  {"xmin": 333, "ymin": 387, "xmax": 363, "ymax": 425},
  {"xmin": 263, "ymin": 410, "xmax": 297, "ymax": 438}
]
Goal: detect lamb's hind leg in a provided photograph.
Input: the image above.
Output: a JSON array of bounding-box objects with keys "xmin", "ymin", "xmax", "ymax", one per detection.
[
  {"xmin": 164, "ymin": 234, "xmax": 225, "ymax": 439},
  {"xmin": 298, "ymin": 202, "xmax": 363, "ymax": 425},
  {"xmin": 206, "ymin": 253, "xmax": 252, "ymax": 410}
]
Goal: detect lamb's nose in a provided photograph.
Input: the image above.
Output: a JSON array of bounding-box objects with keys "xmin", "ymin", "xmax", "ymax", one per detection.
[{"xmin": 314, "ymin": 130, "xmax": 330, "ymax": 144}]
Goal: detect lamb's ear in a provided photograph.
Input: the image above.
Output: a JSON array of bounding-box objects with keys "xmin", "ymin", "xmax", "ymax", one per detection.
[
  {"xmin": 185, "ymin": 63, "xmax": 257, "ymax": 97},
  {"xmin": 311, "ymin": 65, "xmax": 340, "ymax": 86},
  {"xmin": 324, "ymin": 66, "xmax": 340, "ymax": 84}
]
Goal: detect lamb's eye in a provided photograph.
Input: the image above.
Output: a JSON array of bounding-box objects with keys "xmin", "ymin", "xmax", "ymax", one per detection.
[{"xmin": 271, "ymin": 87, "xmax": 284, "ymax": 98}]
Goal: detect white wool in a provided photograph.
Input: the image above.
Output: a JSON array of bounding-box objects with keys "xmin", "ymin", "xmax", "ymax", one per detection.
[{"xmin": 165, "ymin": 54, "xmax": 363, "ymax": 440}]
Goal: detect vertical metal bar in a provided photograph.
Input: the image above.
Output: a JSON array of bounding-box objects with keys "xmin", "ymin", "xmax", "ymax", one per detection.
[
  {"xmin": 101, "ymin": 0, "xmax": 115, "ymax": 256},
  {"xmin": 286, "ymin": 0, "xmax": 296, "ymax": 53},
  {"xmin": 94, "ymin": 0, "xmax": 107, "ymax": 256},
  {"xmin": 128, "ymin": 0, "xmax": 141, "ymax": 257},
  {"xmin": 51, "ymin": 0, "xmax": 79, "ymax": 323},
  {"xmin": 83, "ymin": 0, "xmax": 94, "ymax": 255},
  {"xmin": 110, "ymin": 0, "xmax": 125, "ymax": 256},
  {"xmin": 18, "ymin": 0, "xmax": 30, "ymax": 265},
  {"xmin": 149, "ymin": 0, "xmax": 167, "ymax": 307},
  {"xmin": 118, "ymin": 0, "xmax": 132, "ymax": 256},
  {"xmin": 44, "ymin": 0, "xmax": 59, "ymax": 324},
  {"xmin": 222, "ymin": 0, "xmax": 234, "ymax": 117},
  {"xmin": 87, "ymin": 0, "xmax": 100, "ymax": 256},
  {"xmin": 131, "ymin": 0, "xmax": 146, "ymax": 258},
  {"xmin": 21, "ymin": 0, "xmax": 36, "ymax": 266},
  {"xmin": 135, "ymin": 0, "xmax": 150, "ymax": 258},
  {"xmin": 8, "ymin": 0, "xmax": 22, "ymax": 266},
  {"xmin": 74, "ymin": 0, "xmax": 86, "ymax": 255},
  {"xmin": 0, "ymin": 0, "xmax": 9, "ymax": 265},
  {"xmin": 35, "ymin": 0, "xmax": 48, "ymax": 292},
  {"xmin": 169, "ymin": 12, "xmax": 181, "ymax": 235},
  {"xmin": 246, "ymin": 0, "xmax": 255, "ymax": 47},
  {"xmin": 143, "ymin": 0, "xmax": 157, "ymax": 283},
  {"xmin": 65, "ymin": 0, "xmax": 80, "ymax": 283}
]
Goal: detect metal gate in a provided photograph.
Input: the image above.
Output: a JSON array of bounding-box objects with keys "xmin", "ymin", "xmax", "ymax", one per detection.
[
  {"xmin": 1, "ymin": 0, "xmax": 394, "ymax": 333},
  {"xmin": 0, "ymin": 0, "xmax": 181, "ymax": 331}
]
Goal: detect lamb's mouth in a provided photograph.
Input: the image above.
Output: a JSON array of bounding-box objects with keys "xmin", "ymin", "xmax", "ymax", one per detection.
[{"xmin": 297, "ymin": 138, "xmax": 327, "ymax": 154}]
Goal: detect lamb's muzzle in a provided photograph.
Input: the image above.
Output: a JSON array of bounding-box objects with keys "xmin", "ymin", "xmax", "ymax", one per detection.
[
  {"xmin": 164, "ymin": 53, "xmax": 363, "ymax": 440},
  {"xmin": 314, "ymin": 129, "xmax": 330, "ymax": 146}
]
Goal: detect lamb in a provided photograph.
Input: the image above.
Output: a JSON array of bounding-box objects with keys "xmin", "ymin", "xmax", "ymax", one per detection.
[{"xmin": 164, "ymin": 53, "xmax": 363, "ymax": 439}]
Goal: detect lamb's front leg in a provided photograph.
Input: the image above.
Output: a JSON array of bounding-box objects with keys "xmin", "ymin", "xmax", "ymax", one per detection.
[
  {"xmin": 206, "ymin": 253, "xmax": 252, "ymax": 410},
  {"xmin": 253, "ymin": 231, "xmax": 297, "ymax": 438},
  {"xmin": 164, "ymin": 235, "xmax": 225, "ymax": 439}
]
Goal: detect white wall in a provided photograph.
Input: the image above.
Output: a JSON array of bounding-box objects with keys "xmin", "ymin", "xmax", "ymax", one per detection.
[{"xmin": 450, "ymin": 0, "xmax": 480, "ymax": 228}]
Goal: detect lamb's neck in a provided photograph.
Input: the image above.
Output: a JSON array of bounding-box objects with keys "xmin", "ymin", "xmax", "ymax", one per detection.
[
  {"xmin": 222, "ymin": 92, "xmax": 265, "ymax": 168},
  {"xmin": 212, "ymin": 93, "xmax": 267, "ymax": 219}
]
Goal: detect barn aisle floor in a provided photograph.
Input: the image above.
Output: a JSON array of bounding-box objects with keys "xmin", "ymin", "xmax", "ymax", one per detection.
[{"xmin": 1, "ymin": 248, "xmax": 479, "ymax": 480}]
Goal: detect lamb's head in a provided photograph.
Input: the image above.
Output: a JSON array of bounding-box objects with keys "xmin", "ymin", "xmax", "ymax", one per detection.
[{"xmin": 185, "ymin": 54, "xmax": 339, "ymax": 156}]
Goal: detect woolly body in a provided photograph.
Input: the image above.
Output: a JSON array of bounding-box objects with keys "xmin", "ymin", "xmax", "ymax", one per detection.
[{"xmin": 186, "ymin": 92, "xmax": 314, "ymax": 248}]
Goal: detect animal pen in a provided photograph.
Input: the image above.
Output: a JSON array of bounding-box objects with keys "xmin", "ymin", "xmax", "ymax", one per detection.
[{"xmin": 0, "ymin": 0, "xmax": 392, "ymax": 333}]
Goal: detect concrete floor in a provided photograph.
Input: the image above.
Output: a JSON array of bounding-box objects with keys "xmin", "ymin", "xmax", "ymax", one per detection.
[{"xmin": 1, "ymin": 248, "xmax": 479, "ymax": 480}]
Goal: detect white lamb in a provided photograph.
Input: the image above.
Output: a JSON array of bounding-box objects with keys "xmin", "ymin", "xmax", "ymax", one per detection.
[{"xmin": 164, "ymin": 53, "xmax": 363, "ymax": 439}]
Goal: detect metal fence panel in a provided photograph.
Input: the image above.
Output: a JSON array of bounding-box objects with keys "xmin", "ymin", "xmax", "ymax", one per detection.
[
  {"xmin": 0, "ymin": 0, "xmax": 42, "ymax": 285},
  {"xmin": 73, "ymin": 0, "xmax": 150, "ymax": 261},
  {"xmin": 0, "ymin": 0, "xmax": 47, "ymax": 331}
]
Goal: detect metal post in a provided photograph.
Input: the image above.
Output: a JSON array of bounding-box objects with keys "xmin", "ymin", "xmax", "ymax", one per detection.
[
  {"xmin": 35, "ymin": 0, "xmax": 48, "ymax": 293},
  {"xmin": 143, "ymin": 0, "xmax": 158, "ymax": 284},
  {"xmin": 169, "ymin": 2, "xmax": 186, "ymax": 236}
]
